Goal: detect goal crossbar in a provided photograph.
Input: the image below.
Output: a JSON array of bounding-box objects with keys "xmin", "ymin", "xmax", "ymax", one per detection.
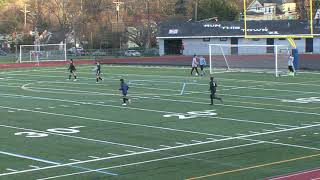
[
  {"xmin": 19, "ymin": 44, "xmax": 67, "ymax": 63},
  {"xmin": 208, "ymin": 44, "xmax": 290, "ymax": 77}
]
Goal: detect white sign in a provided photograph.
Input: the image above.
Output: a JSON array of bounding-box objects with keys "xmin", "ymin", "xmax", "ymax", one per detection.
[
  {"xmin": 203, "ymin": 24, "xmax": 279, "ymax": 35},
  {"xmin": 163, "ymin": 110, "xmax": 217, "ymax": 120},
  {"xmin": 169, "ymin": 29, "xmax": 179, "ymax": 34},
  {"xmin": 282, "ymin": 97, "xmax": 320, "ymax": 104}
]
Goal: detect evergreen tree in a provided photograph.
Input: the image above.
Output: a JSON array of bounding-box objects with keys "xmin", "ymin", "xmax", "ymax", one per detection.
[
  {"xmin": 198, "ymin": 0, "xmax": 239, "ymax": 21},
  {"xmin": 175, "ymin": 0, "xmax": 188, "ymax": 16}
]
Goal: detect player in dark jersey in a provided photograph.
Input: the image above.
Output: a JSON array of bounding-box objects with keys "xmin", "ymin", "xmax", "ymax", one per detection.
[
  {"xmin": 95, "ymin": 61, "xmax": 103, "ymax": 83},
  {"xmin": 68, "ymin": 59, "xmax": 77, "ymax": 81},
  {"xmin": 209, "ymin": 77, "xmax": 223, "ymax": 105},
  {"xmin": 119, "ymin": 79, "xmax": 130, "ymax": 106}
]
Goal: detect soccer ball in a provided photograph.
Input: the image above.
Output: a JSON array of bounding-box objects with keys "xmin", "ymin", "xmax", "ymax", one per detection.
[{"xmin": 195, "ymin": 73, "xmax": 198, "ymax": 76}]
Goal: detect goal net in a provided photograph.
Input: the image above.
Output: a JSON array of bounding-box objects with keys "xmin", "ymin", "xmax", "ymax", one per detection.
[
  {"xmin": 19, "ymin": 44, "xmax": 67, "ymax": 63},
  {"xmin": 209, "ymin": 44, "xmax": 290, "ymax": 77}
]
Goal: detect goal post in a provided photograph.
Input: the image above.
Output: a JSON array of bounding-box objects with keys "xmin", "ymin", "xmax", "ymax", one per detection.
[
  {"xmin": 208, "ymin": 44, "xmax": 290, "ymax": 77},
  {"xmin": 19, "ymin": 44, "xmax": 67, "ymax": 63}
]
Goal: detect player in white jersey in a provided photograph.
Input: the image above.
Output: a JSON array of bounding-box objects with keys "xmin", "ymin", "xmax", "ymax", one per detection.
[{"xmin": 191, "ymin": 55, "xmax": 199, "ymax": 76}]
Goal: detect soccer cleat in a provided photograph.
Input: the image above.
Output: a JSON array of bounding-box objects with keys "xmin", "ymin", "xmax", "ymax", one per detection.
[
  {"xmin": 73, "ymin": 79, "xmax": 77, "ymax": 81},
  {"xmin": 122, "ymin": 103, "xmax": 127, "ymax": 106}
]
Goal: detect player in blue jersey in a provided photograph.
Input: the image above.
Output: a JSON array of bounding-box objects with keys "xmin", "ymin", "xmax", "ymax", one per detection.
[
  {"xmin": 199, "ymin": 56, "xmax": 207, "ymax": 76},
  {"xmin": 68, "ymin": 59, "xmax": 77, "ymax": 81},
  {"xmin": 119, "ymin": 79, "xmax": 130, "ymax": 106}
]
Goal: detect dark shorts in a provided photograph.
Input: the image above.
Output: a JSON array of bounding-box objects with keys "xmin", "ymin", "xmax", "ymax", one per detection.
[
  {"xmin": 200, "ymin": 65, "xmax": 204, "ymax": 71},
  {"xmin": 288, "ymin": 66, "xmax": 294, "ymax": 72},
  {"xmin": 96, "ymin": 70, "xmax": 101, "ymax": 75}
]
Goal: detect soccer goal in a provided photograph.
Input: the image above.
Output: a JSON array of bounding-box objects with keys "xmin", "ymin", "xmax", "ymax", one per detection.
[
  {"xmin": 19, "ymin": 44, "xmax": 67, "ymax": 63},
  {"xmin": 208, "ymin": 44, "xmax": 290, "ymax": 77}
]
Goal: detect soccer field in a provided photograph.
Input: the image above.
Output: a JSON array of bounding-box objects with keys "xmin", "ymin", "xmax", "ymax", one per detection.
[{"xmin": 0, "ymin": 65, "xmax": 319, "ymax": 180}]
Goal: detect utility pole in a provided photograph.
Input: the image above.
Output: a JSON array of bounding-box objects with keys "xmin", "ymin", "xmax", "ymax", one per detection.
[
  {"xmin": 146, "ymin": 0, "xmax": 151, "ymax": 49},
  {"xmin": 113, "ymin": 0, "xmax": 124, "ymax": 22},
  {"xmin": 195, "ymin": 0, "xmax": 199, "ymax": 21},
  {"xmin": 20, "ymin": 4, "xmax": 30, "ymax": 31},
  {"xmin": 113, "ymin": 0, "xmax": 124, "ymax": 50}
]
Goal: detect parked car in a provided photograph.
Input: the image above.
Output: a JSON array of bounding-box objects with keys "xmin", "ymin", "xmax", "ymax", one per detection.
[
  {"xmin": 0, "ymin": 49, "xmax": 7, "ymax": 56},
  {"xmin": 93, "ymin": 49, "xmax": 107, "ymax": 56},
  {"xmin": 67, "ymin": 47, "xmax": 86, "ymax": 56},
  {"xmin": 124, "ymin": 50, "xmax": 141, "ymax": 57}
]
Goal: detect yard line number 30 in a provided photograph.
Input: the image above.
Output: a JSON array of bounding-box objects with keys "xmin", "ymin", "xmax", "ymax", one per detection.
[{"xmin": 14, "ymin": 126, "xmax": 85, "ymax": 138}]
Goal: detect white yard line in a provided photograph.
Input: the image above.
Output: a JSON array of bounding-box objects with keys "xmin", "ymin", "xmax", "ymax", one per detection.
[
  {"xmin": 0, "ymin": 124, "xmax": 152, "ymax": 151},
  {"xmin": 2, "ymin": 123, "xmax": 320, "ymax": 177},
  {"xmin": 5, "ymin": 67, "xmax": 320, "ymax": 85},
  {"xmin": 0, "ymin": 104, "xmax": 316, "ymax": 153},
  {"xmin": 29, "ymin": 165, "xmax": 40, "ymax": 169},
  {"xmin": 0, "ymin": 150, "xmax": 116, "ymax": 176},
  {"xmin": 37, "ymin": 142, "xmax": 264, "ymax": 180},
  {"xmin": 1, "ymin": 74, "xmax": 318, "ymax": 112},
  {"xmin": 0, "ymin": 93, "xmax": 298, "ymax": 128},
  {"xmin": 6, "ymin": 169, "xmax": 17, "ymax": 172},
  {"xmin": 88, "ymin": 156, "xmax": 100, "ymax": 159}
]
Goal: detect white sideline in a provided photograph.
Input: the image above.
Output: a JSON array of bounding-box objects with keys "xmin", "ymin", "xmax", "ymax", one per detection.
[
  {"xmin": 0, "ymin": 150, "xmax": 117, "ymax": 176},
  {"xmin": 1, "ymin": 121, "xmax": 320, "ymax": 177},
  {"xmin": 37, "ymin": 142, "xmax": 264, "ymax": 180}
]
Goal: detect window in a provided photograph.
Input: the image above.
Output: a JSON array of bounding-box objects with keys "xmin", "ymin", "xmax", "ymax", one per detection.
[
  {"xmin": 279, "ymin": 38, "xmax": 286, "ymax": 40},
  {"xmin": 294, "ymin": 38, "xmax": 301, "ymax": 40},
  {"xmin": 203, "ymin": 38, "xmax": 210, "ymax": 42},
  {"xmin": 220, "ymin": 37, "xmax": 227, "ymax": 41}
]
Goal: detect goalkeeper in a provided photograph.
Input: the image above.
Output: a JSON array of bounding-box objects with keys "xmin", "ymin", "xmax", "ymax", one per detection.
[{"xmin": 288, "ymin": 54, "xmax": 295, "ymax": 76}]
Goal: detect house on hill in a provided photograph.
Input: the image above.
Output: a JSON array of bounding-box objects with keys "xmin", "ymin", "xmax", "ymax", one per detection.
[{"xmin": 245, "ymin": 0, "xmax": 298, "ymax": 20}]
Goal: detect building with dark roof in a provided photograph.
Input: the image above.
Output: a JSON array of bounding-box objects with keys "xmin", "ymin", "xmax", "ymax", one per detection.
[
  {"xmin": 157, "ymin": 20, "xmax": 320, "ymax": 56},
  {"xmin": 245, "ymin": 0, "xmax": 298, "ymax": 20}
]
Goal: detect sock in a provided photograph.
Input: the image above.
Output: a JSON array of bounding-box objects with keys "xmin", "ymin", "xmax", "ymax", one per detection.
[
  {"xmin": 99, "ymin": 77, "xmax": 102, "ymax": 80},
  {"xmin": 69, "ymin": 75, "xmax": 71, "ymax": 79},
  {"xmin": 123, "ymin": 98, "xmax": 126, "ymax": 103},
  {"xmin": 74, "ymin": 76, "xmax": 77, "ymax": 79}
]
